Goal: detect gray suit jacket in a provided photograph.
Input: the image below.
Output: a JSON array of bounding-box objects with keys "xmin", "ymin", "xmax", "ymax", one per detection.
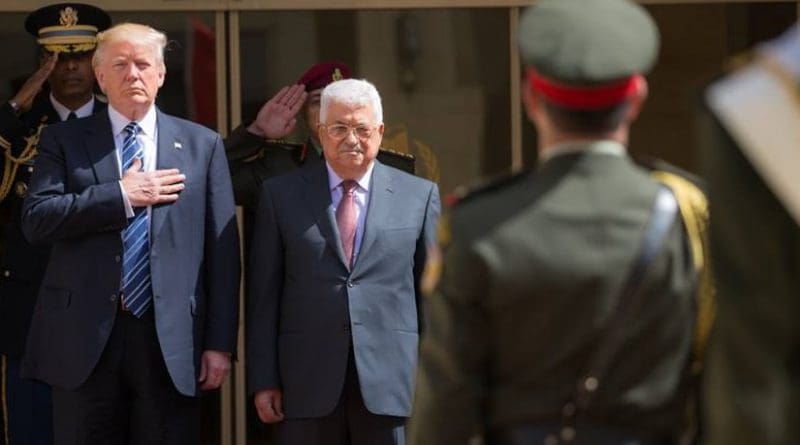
[
  {"xmin": 247, "ymin": 160, "xmax": 440, "ymax": 418},
  {"xmin": 20, "ymin": 109, "xmax": 240, "ymax": 397}
]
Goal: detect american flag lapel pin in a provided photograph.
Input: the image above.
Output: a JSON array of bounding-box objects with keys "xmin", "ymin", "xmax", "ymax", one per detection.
[{"xmin": 174, "ymin": 141, "xmax": 183, "ymax": 150}]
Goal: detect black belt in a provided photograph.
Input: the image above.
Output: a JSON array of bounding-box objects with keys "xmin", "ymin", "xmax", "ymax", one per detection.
[{"xmin": 486, "ymin": 424, "xmax": 670, "ymax": 445}]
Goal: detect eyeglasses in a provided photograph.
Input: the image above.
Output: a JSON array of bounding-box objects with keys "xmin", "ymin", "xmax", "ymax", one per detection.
[{"xmin": 321, "ymin": 123, "xmax": 377, "ymax": 140}]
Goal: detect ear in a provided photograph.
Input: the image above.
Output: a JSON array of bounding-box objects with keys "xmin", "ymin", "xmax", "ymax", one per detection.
[
  {"xmin": 624, "ymin": 76, "xmax": 649, "ymax": 123},
  {"xmin": 95, "ymin": 68, "xmax": 106, "ymax": 93},
  {"xmin": 376, "ymin": 123, "xmax": 385, "ymax": 137},
  {"xmin": 157, "ymin": 68, "xmax": 165, "ymax": 88}
]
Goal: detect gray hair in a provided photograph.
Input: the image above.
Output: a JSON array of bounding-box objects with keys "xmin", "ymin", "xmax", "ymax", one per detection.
[
  {"xmin": 319, "ymin": 78, "xmax": 383, "ymax": 124},
  {"xmin": 92, "ymin": 23, "xmax": 167, "ymax": 72}
]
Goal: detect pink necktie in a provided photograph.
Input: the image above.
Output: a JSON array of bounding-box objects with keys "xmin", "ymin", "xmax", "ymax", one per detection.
[{"xmin": 336, "ymin": 180, "xmax": 358, "ymax": 268}]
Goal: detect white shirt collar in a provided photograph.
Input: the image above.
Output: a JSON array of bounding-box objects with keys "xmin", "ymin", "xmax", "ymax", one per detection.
[
  {"xmin": 539, "ymin": 139, "xmax": 626, "ymax": 164},
  {"xmin": 326, "ymin": 161, "xmax": 375, "ymax": 192},
  {"xmin": 49, "ymin": 94, "xmax": 95, "ymax": 121},
  {"xmin": 107, "ymin": 104, "xmax": 157, "ymax": 139}
]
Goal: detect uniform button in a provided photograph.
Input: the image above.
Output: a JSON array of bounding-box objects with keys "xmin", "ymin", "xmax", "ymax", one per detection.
[
  {"xmin": 109, "ymin": 293, "xmax": 117, "ymax": 302},
  {"xmin": 114, "ymin": 255, "xmax": 121, "ymax": 262},
  {"xmin": 561, "ymin": 402, "xmax": 576, "ymax": 417},
  {"xmin": 28, "ymin": 166, "xmax": 34, "ymax": 173},
  {"xmin": 584, "ymin": 376, "xmax": 599, "ymax": 392},
  {"xmin": 3, "ymin": 270, "xmax": 10, "ymax": 277}
]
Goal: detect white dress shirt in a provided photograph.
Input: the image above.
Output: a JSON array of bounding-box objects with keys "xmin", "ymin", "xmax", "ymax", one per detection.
[
  {"xmin": 108, "ymin": 105, "xmax": 158, "ymax": 219},
  {"xmin": 327, "ymin": 161, "xmax": 374, "ymax": 264},
  {"xmin": 49, "ymin": 93, "xmax": 95, "ymax": 121}
]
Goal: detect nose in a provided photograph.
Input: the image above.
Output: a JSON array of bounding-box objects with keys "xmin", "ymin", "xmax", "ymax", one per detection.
[
  {"xmin": 343, "ymin": 127, "xmax": 359, "ymax": 144},
  {"xmin": 64, "ymin": 58, "xmax": 79, "ymax": 70},
  {"xmin": 122, "ymin": 62, "xmax": 140, "ymax": 80}
]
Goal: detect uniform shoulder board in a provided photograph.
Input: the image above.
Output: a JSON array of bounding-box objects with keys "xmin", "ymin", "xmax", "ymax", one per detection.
[
  {"xmin": 445, "ymin": 170, "xmax": 529, "ymax": 208},
  {"xmin": 377, "ymin": 147, "xmax": 415, "ymax": 174},
  {"xmin": 378, "ymin": 147, "xmax": 414, "ymax": 160},
  {"xmin": 240, "ymin": 140, "xmax": 304, "ymax": 164}
]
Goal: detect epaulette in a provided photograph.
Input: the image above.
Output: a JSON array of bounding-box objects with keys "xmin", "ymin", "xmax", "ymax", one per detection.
[
  {"xmin": 378, "ymin": 147, "xmax": 414, "ymax": 160},
  {"xmin": 634, "ymin": 155, "xmax": 705, "ymax": 190},
  {"xmin": 444, "ymin": 170, "xmax": 529, "ymax": 208},
  {"xmin": 377, "ymin": 147, "xmax": 415, "ymax": 175},
  {"xmin": 240, "ymin": 140, "xmax": 304, "ymax": 164}
]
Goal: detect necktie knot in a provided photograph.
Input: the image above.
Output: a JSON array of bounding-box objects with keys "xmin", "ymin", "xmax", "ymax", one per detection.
[
  {"xmin": 341, "ymin": 179, "xmax": 358, "ymax": 195},
  {"xmin": 124, "ymin": 122, "xmax": 141, "ymax": 137}
]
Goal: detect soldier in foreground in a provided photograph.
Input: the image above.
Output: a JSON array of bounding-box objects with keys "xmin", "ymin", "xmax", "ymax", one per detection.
[{"xmin": 408, "ymin": 1, "xmax": 703, "ymax": 444}]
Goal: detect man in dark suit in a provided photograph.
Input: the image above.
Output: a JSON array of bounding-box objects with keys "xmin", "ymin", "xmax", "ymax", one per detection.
[
  {"xmin": 246, "ymin": 78, "xmax": 440, "ymax": 445},
  {"xmin": 701, "ymin": 23, "xmax": 800, "ymax": 445},
  {"xmin": 0, "ymin": 4, "xmax": 110, "ymax": 444},
  {"xmin": 408, "ymin": 1, "xmax": 700, "ymax": 444},
  {"xmin": 20, "ymin": 22, "xmax": 240, "ymax": 444}
]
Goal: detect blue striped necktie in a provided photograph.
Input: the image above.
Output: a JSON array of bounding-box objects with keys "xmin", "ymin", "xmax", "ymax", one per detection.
[{"xmin": 121, "ymin": 122, "xmax": 152, "ymax": 317}]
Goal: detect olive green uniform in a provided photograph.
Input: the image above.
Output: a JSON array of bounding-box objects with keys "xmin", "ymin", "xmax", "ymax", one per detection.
[{"xmin": 409, "ymin": 143, "xmax": 698, "ymax": 444}]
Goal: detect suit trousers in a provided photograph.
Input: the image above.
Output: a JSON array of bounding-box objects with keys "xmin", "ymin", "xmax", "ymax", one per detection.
[
  {"xmin": 52, "ymin": 307, "xmax": 199, "ymax": 445},
  {"xmin": 2, "ymin": 355, "xmax": 53, "ymax": 445},
  {"xmin": 275, "ymin": 345, "xmax": 406, "ymax": 445}
]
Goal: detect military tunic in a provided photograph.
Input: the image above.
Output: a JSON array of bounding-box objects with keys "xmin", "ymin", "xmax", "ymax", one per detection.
[{"xmin": 409, "ymin": 142, "xmax": 698, "ymax": 444}]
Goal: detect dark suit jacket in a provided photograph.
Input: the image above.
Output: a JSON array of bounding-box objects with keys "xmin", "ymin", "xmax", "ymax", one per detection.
[
  {"xmin": 0, "ymin": 96, "xmax": 105, "ymax": 357},
  {"xmin": 246, "ymin": 160, "xmax": 440, "ymax": 418},
  {"xmin": 20, "ymin": 108, "xmax": 240, "ymax": 397}
]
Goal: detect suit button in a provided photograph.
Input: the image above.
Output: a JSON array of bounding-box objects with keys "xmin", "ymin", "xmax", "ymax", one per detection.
[
  {"xmin": 347, "ymin": 280, "xmax": 354, "ymax": 288},
  {"xmin": 110, "ymin": 293, "xmax": 117, "ymax": 302},
  {"xmin": 114, "ymin": 255, "xmax": 121, "ymax": 263},
  {"xmin": 3, "ymin": 270, "xmax": 10, "ymax": 277}
]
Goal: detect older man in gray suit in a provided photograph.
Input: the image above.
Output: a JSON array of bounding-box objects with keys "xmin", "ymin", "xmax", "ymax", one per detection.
[{"xmin": 246, "ymin": 78, "xmax": 440, "ymax": 445}]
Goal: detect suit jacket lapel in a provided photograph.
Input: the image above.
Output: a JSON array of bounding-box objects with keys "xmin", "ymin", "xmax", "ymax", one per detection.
[
  {"xmin": 303, "ymin": 163, "xmax": 349, "ymax": 268},
  {"xmin": 354, "ymin": 162, "xmax": 391, "ymax": 271},
  {"xmin": 84, "ymin": 112, "xmax": 119, "ymax": 186},
  {"xmin": 150, "ymin": 110, "xmax": 185, "ymax": 241}
]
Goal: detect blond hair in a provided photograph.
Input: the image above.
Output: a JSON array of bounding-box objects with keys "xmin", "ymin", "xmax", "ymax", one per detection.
[{"xmin": 92, "ymin": 23, "xmax": 167, "ymax": 72}]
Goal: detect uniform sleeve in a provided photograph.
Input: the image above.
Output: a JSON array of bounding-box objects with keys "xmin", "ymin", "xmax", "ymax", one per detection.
[{"xmin": 408, "ymin": 210, "xmax": 491, "ymax": 445}]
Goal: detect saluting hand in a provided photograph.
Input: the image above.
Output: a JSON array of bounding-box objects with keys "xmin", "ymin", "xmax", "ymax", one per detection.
[
  {"xmin": 120, "ymin": 158, "xmax": 185, "ymax": 207},
  {"xmin": 247, "ymin": 84, "xmax": 308, "ymax": 139},
  {"xmin": 254, "ymin": 389, "xmax": 285, "ymax": 424},
  {"xmin": 11, "ymin": 52, "xmax": 58, "ymax": 112}
]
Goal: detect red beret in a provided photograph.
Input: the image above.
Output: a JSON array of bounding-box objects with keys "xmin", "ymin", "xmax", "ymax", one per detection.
[{"xmin": 297, "ymin": 61, "xmax": 352, "ymax": 92}]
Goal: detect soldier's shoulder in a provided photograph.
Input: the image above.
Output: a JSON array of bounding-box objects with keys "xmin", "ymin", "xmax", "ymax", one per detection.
[
  {"xmin": 446, "ymin": 169, "xmax": 531, "ymax": 210},
  {"xmin": 238, "ymin": 140, "xmax": 305, "ymax": 165},
  {"xmin": 634, "ymin": 156, "xmax": 706, "ymax": 191},
  {"xmin": 377, "ymin": 147, "xmax": 415, "ymax": 175}
]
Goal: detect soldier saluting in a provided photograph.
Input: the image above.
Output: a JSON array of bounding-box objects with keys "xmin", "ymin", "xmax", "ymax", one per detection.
[{"xmin": 0, "ymin": 4, "xmax": 110, "ymax": 444}]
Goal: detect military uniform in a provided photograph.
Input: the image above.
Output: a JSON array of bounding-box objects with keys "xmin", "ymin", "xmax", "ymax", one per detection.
[
  {"xmin": 408, "ymin": 1, "xmax": 704, "ymax": 444},
  {"xmin": 0, "ymin": 4, "xmax": 109, "ymax": 444},
  {"xmin": 701, "ymin": 24, "xmax": 800, "ymax": 445}
]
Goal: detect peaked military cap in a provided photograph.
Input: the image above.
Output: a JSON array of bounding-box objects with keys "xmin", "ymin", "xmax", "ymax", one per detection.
[
  {"xmin": 298, "ymin": 61, "xmax": 353, "ymax": 92},
  {"xmin": 25, "ymin": 3, "xmax": 111, "ymax": 54},
  {"xmin": 518, "ymin": 0, "xmax": 659, "ymax": 109}
]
